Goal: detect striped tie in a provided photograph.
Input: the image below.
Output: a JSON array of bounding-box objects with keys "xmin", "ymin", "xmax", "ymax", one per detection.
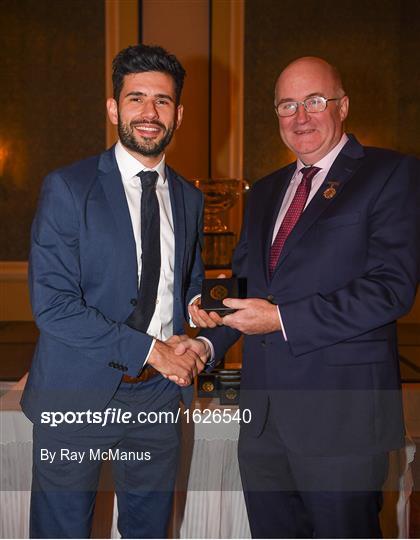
[{"xmin": 269, "ymin": 166, "xmax": 320, "ymax": 277}]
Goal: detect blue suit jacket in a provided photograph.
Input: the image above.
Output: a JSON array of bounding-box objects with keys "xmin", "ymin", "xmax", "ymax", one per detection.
[
  {"xmin": 22, "ymin": 146, "xmax": 204, "ymax": 425},
  {"xmin": 203, "ymin": 135, "xmax": 419, "ymax": 456}
]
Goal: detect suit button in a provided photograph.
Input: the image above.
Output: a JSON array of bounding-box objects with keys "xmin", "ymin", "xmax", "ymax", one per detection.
[
  {"xmin": 261, "ymin": 341, "xmax": 266, "ymax": 348},
  {"xmin": 267, "ymin": 295, "xmax": 274, "ymax": 303},
  {"xmin": 130, "ymin": 298, "xmax": 137, "ymax": 306}
]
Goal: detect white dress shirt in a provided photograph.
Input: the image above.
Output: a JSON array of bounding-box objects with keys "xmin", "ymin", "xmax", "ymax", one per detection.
[{"xmin": 114, "ymin": 141, "xmax": 175, "ymax": 363}]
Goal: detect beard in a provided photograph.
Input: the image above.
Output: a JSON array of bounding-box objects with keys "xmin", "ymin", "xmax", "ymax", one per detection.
[{"xmin": 118, "ymin": 118, "xmax": 175, "ymax": 157}]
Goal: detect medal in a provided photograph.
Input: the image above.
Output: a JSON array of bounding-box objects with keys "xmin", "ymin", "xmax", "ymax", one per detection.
[
  {"xmin": 210, "ymin": 284, "xmax": 229, "ymax": 301},
  {"xmin": 323, "ymin": 186, "xmax": 336, "ymax": 199},
  {"xmin": 323, "ymin": 181, "xmax": 340, "ymax": 199}
]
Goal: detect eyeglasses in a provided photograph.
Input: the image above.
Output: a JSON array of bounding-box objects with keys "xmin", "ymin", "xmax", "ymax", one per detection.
[{"xmin": 275, "ymin": 95, "xmax": 344, "ymax": 117}]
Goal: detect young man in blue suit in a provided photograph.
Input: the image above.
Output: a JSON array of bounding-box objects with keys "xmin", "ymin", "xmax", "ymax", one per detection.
[
  {"xmin": 185, "ymin": 57, "xmax": 420, "ymax": 537},
  {"xmin": 22, "ymin": 44, "xmax": 207, "ymax": 538}
]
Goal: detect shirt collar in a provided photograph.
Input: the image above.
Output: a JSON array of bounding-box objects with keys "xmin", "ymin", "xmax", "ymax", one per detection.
[
  {"xmin": 296, "ymin": 132, "xmax": 349, "ymax": 175},
  {"xmin": 114, "ymin": 140, "xmax": 167, "ymax": 184}
]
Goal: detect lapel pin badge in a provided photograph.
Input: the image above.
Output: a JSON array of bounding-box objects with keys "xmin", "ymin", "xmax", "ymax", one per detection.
[{"xmin": 323, "ymin": 181, "xmax": 340, "ymax": 200}]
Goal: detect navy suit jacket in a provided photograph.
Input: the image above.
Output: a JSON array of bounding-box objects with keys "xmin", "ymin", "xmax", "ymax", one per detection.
[
  {"xmin": 203, "ymin": 135, "xmax": 419, "ymax": 456},
  {"xmin": 22, "ymin": 146, "xmax": 204, "ymax": 425}
]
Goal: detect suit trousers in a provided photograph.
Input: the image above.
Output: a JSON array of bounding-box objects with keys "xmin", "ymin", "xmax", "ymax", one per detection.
[
  {"xmin": 238, "ymin": 401, "xmax": 388, "ymax": 539},
  {"xmin": 30, "ymin": 378, "xmax": 181, "ymax": 538}
]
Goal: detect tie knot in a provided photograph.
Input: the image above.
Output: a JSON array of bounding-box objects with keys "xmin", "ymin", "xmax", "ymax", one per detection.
[
  {"xmin": 138, "ymin": 170, "xmax": 158, "ymax": 189},
  {"xmin": 299, "ymin": 166, "xmax": 320, "ymax": 186}
]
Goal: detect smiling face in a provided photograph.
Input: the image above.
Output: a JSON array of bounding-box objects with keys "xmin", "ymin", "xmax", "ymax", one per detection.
[
  {"xmin": 107, "ymin": 71, "xmax": 183, "ymax": 167},
  {"xmin": 274, "ymin": 58, "xmax": 349, "ymax": 164}
]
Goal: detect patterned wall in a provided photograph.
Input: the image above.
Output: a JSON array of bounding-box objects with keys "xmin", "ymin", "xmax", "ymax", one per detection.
[
  {"xmin": 244, "ymin": 0, "xmax": 420, "ymax": 182},
  {"xmin": 0, "ymin": 0, "xmax": 105, "ymax": 260}
]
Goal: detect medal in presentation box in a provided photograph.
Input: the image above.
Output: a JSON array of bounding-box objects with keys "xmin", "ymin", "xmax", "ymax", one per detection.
[
  {"xmin": 200, "ymin": 277, "xmax": 247, "ymax": 316},
  {"xmin": 197, "ymin": 368, "xmax": 241, "ymax": 405}
]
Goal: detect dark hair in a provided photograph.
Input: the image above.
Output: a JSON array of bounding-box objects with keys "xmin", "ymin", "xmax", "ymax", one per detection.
[{"xmin": 112, "ymin": 44, "xmax": 186, "ymax": 104}]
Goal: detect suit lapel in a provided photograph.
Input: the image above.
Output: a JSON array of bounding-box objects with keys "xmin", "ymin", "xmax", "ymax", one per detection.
[
  {"xmin": 272, "ymin": 135, "xmax": 365, "ymax": 275},
  {"xmin": 98, "ymin": 147, "xmax": 138, "ymax": 287},
  {"xmin": 166, "ymin": 166, "xmax": 186, "ymax": 279}
]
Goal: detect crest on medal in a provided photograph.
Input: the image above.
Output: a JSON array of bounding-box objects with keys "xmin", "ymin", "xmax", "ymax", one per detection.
[
  {"xmin": 202, "ymin": 381, "xmax": 215, "ymax": 393},
  {"xmin": 210, "ymin": 285, "xmax": 229, "ymax": 301},
  {"xmin": 225, "ymin": 387, "xmax": 238, "ymax": 401},
  {"xmin": 323, "ymin": 181, "xmax": 340, "ymax": 199}
]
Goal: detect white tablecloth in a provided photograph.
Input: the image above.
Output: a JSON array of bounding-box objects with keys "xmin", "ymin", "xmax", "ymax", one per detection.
[
  {"xmin": 173, "ymin": 400, "xmax": 250, "ymax": 538},
  {"xmin": 1, "ymin": 376, "xmax": 32, "ymax": 539},
  {"xmin": 1, "ymin": 380, "xmax": 417, "ymax": 539}
]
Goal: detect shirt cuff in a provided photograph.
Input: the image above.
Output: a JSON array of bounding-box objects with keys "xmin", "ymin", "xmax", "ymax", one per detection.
[
  {"xmin": 277, "ymin": 306, "xmax": 288, "ymax": 341},
  {"xmin": 196, "ymin": 336, "xmax": 215, "ymax": 368},
  {"xmin": 188, "ymin": 294, "xmax": 201, "ymax": 327},
  {"xmin": 142, "ymin": 338, "xmax": 157, "ymax": 368}
]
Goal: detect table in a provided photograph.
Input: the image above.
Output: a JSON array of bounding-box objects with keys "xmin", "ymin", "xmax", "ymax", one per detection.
[
  {"xmin": 177, "ymin": 411, "xmax": 250, "ymax": 539},
  {"xmin": 0, "ymin": 376, "xmax": 32, "ymax": 539},
  {"xmin": 1, "ymin": 377, "xmax": 417, "ymax": 538}
]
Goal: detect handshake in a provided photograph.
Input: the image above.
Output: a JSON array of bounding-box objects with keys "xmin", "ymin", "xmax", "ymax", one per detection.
[
  {"xmin": 147, "ymin": 292, "xmax": 283, "ymax": 387},
  {"xmin": 147, "ymin": 334, "xmax": 211, "ymax": 387}
]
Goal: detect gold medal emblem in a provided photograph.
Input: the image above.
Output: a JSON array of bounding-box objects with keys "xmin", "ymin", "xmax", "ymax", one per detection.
[
  {"xmin": 323, "ymin": 181, "xmax": 340, "ymax": 200},
  {"xmin": 225, "ymin": 388, "xmax": 238, "ymax": 400},
  {"xmin": 202, "ymin": 381, "xmax": 215, "ymax": 393},
  {"xmin": 210, "ymin": 285, "xmax": 228, "ymax": 301},
  {"xmin": 323, "ymin": 186, "xmax": 337, "ymax": 199}
]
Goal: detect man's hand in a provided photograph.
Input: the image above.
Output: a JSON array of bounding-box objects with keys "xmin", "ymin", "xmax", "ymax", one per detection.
[
  {"xmin": 222, "ymin": 298, "xmax": 282, "ymax": 335},
  {"xmin": 189, "ymin": 299, "xmax": 224, "ymax": 328},
  {"xmin": 188, "ymin": 273, "xmax": 226, "ymax": 328},
  {"xmin": 147, "ymin": 339, "xmax": 201, "ymax": 387},
  {"xmin": 169, "ymin": 334, "xmax": 210, "ymax": 366}
]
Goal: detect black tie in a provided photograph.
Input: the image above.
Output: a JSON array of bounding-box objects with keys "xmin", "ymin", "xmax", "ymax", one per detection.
[{"xmin": 126, "ymin": 170, "xmax": 160, "ymax": 332}]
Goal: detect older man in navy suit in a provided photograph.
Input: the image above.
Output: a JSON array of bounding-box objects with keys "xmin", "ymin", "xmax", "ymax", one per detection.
[
  {"xmin": 22, "ymin": 44, "xmax": 207, "ymax": 538},
  {"xmin": 185, "ymin": 57, "xmax": 419, "ymax": 537}
]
